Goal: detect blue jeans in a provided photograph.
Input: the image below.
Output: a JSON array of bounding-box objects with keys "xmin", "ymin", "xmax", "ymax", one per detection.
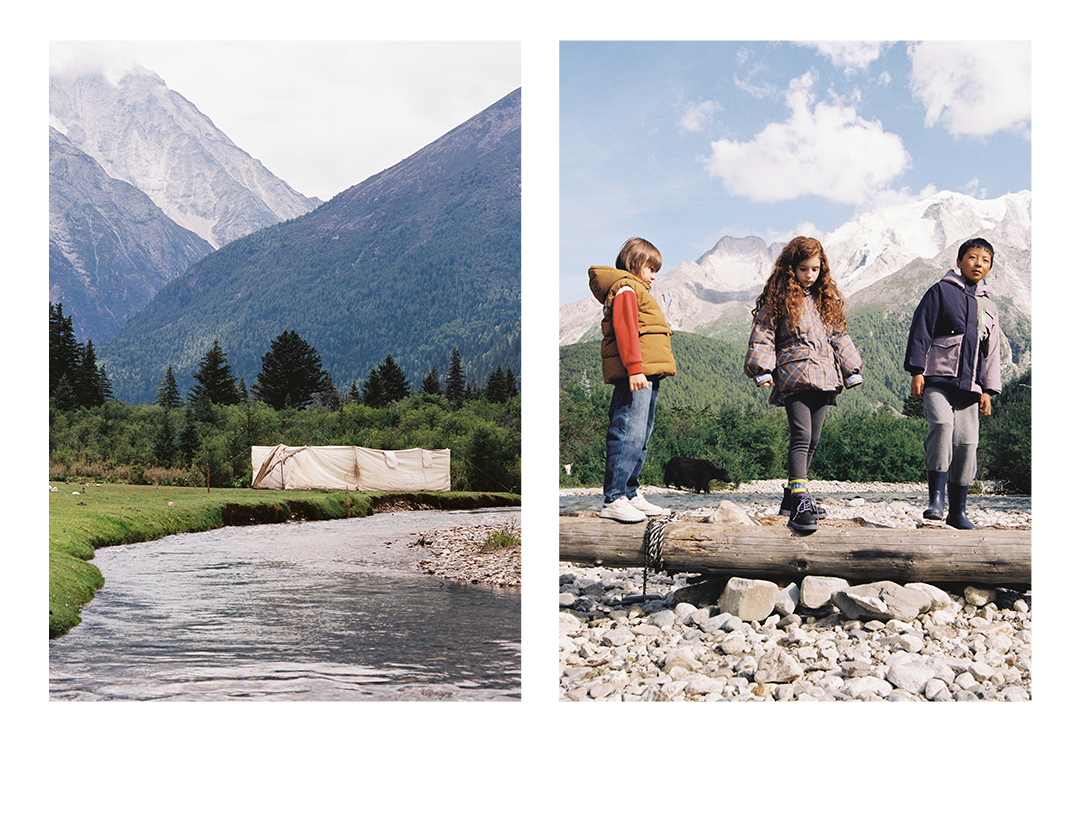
[{"xmin": 604, "ymin": 376, "xmax": 660, "ymax": 503}]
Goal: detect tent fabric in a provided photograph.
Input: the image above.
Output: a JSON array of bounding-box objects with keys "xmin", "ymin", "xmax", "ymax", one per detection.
[{"xmin": 251, "ymin": 445, "xmax": 450, "ymax": 492}]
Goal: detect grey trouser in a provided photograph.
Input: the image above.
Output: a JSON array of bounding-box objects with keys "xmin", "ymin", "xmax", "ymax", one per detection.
[
  {"xmin": 785, "ymin": 390, "xmax": 829, "ymax": 481},
  {"xmin": 923, "ymin": 385, "xmax": 980, "ymax": 485}
]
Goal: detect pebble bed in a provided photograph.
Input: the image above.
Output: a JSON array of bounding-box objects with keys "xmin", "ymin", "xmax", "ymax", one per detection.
[
  {"xmin": 413, "ymin": 518, "xmax": 522, "ymax": 588},
  {"xmin": 559, "ymin": 483, "xmax": 1031, "ymax": 702}
]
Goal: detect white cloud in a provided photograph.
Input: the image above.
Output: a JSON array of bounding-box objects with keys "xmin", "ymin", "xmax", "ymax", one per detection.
[
  {"xmin": 908, "ymin": 41, "xmax": 1031, "ymax": 138},
  {"xmin": 803, "ymin": 41, "xmax": 890, "ymax": 73},
  {"xmin": 679, "ymin": 100, "xmax": 720, "ymax": 132},
  {"xmin": 733, "ymin": 45, "xmax": 776, "ymax": 99},
  {"xmin": 703, "ymin": 71, "xmax": 910, "ymax": 204}
]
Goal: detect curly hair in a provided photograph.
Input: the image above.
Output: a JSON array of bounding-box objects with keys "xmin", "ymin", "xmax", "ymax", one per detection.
[{"xmin": 752, "ymin": 236, "xmax": 847, "ymax": 331}]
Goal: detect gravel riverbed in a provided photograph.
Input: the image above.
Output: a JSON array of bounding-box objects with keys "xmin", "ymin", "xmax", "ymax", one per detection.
[
  {"xmin": 559, "ymin": 482, "xmax": 1031, "ymax": 701},
  {"xmin": 412, "ymin": 516, "xmax": 521, "ymax": 589}
]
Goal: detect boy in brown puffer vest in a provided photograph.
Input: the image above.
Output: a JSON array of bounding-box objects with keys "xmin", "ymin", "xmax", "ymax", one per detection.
[{"xmin": 588, "ymin": 237, "xmax": 677, "ymax": 523}]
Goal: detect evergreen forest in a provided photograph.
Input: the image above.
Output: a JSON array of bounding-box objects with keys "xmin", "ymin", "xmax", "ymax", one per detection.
[
  {"xmin": 560, "ymin": 331, "xmax": 1031, "ymax": 494},
  {"xmin": 51, "ymin": 303, "xmax": 520, "ymax": 493}
]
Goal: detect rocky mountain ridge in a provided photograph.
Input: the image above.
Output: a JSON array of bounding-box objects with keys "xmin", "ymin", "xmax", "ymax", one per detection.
[
  {"xmin": 50, "ymin": 65, "xmax": 321, "ymax": 249},
  {"xmin": 49, "ymin": 64, "xmax": 323, "ymax": 345},
  {"xmin": 49, "ymin": 127, "xmax": 214, "ymax": 342},
  {"xmin": 559, "ymin": 189, "xmax": 1032, "ymax": 347},
  {"xmin": 100, "ymin": 88, "xmax": 521, "ymax": 404}
]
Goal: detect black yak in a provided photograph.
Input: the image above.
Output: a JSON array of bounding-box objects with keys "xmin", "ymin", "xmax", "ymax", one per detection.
[{"xmin": 663, "ymin": 457, "xmax": 730, "ymax": 494}]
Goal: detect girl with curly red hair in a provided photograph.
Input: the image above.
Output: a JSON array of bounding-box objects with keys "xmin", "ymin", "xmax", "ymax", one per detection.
[{"xmin": 744, "ymin": 237, "xmax": 864, "ymax": 531}]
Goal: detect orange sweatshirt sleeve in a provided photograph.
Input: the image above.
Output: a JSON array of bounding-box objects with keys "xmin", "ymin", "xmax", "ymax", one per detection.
[{"xmin": 612, "ymin": 287, "xmax": 643, "ymax": 376}]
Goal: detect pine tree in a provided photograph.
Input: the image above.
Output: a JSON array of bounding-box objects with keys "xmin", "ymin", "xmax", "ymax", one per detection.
[
  {"xmin": 76, "ymin": 340, "xmax": 105, "ymax": 408},
  {"xmin": 347, "ymin": 380, "xmax": 362, "ymax": 405},
  {"xmin": 504, "ymin": 366, "xmax": 518, "ymax": 398},
  {"xmin": 177, "ymin": 408, "xmax": 202, "ymax": 464},
  {"xmin": 361, "ymin": 366, "xmax": 385, "ymax": 408},
  {"xmin": 189, "ymin": 339, "xmax": 240, "ymax": 406},
  {"xmin": 49, "ymin": 303, "xmax": 81, "ymax": 399},
  {"xmin": 485, "ymin": 365, "xmax": 508, "ymax": 403},
  {"xmin": 445, "ymin": 347, "xmax": 466, "ymax": 404},
  {"xmin": 154, "ymin": 409, "xmax": 178, "ymax": 466},
  {"xmin": 315, "ymin": 372, "xmax": 343, "ymax": 410},
  {"xmin": 377, "ymin": 355, "xmax": 411, "ymax": 404},
  {"xmin": 236, "ymin": 376, "xmax": 249, "ymax": 405},
  {"xmin": 420, "ymin": 367, "xmax": 442, "ymax": 396},
  {"xmin": 156, "ymin": 365, "xmax": 182, "ymax": 409},
  {"xmin": 52, "ymin": 373, "xmax": 78, "ymax": 411},
  {"xmin": 98, "ymin": 364, "xmax": 114, "ymax": 403},
  {"xmin": 251, "ymin": 330, "xmax": 328, "ymax": 410}
]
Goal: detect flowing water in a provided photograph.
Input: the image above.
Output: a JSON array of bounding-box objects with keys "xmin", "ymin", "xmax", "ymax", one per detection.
[{"xmin": 49, "ymin": 509, "xmax": 520, "ymax": 701}]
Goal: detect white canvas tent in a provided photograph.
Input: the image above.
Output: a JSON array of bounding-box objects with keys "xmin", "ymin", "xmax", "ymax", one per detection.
[{"xmin": 251, "ymin": 445, "xmax": 451, "ymax": 492}]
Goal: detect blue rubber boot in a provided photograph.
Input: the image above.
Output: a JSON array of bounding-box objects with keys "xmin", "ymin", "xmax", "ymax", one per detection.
[
  {"xmin": 923, "ymin": 471, "xmax": 947, "ymax": 520},
  {"xmin": 945, "ymin": 482, "xmax": 977, "ymax": 530}
]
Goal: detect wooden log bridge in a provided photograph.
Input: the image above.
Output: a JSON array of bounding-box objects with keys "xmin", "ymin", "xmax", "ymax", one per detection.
[{"xmin": 559, "ymin": 515, "xmax": 1031, "ymax": 586}]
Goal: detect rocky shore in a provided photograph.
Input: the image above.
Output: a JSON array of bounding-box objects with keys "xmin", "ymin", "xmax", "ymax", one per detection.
[
  {"xmin": 559, "ymin": 483, "xmax": 1031, "ymax": 701},
  {"xmin": 413, "ymin": 517, "xmax": 521, "ymax": 588}
]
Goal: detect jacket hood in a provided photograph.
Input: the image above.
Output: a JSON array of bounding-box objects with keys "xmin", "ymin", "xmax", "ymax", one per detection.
[
  {"xmin": 944, "ymin": 269, "xmax": 990, "ymax": 297},
  {"xmin": 589, "ymin": 265, "xmax": 649, "ymax": 304}
]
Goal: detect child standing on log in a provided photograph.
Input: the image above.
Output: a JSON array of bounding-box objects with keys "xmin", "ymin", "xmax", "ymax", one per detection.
[
  {"xmin": 905, "ymin": 238, "xmax": 1001, "ymax": 529},
  {"xmin": 589, "ymin": 237, "xmax": 677, "ymax": 523},
  {"xmin": 745, "ymin": 236, "xmax": 863, "ymax": 532}
]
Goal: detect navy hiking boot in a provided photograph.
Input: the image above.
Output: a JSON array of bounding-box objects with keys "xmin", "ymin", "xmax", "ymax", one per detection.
[
  {"xmin": 780, "ymin": 485, "xmax": 826, "ymax": 519},
  {"xmin": 787, "ymin": 490, "xmax": 819, "ymax": 532}
]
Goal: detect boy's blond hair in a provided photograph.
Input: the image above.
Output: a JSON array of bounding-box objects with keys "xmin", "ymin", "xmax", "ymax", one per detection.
[{"xmin": 616, "ymin": 237, "xmax": 662, "ymax": 277}]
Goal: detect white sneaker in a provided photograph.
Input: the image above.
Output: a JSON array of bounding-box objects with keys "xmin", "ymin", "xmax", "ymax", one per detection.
[
  {"xmin": 599, "ymin": 496, "xmax": 646, "ymax": 523},
  {"xmin": 628, "ymin": 494, "xmax": 670, "ymax": 517}
]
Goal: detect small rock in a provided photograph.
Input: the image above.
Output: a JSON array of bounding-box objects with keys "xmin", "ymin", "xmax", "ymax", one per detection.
[
  {"xmin": 775, "ymin": 583, "xmax": 799, "ymax": 616},
  {"xmin": 800, "ymin": 576, "xmax": 849, "ymax": 609},
  {"xmin": 964, "ymin": 586, "xmax": 994, "ymax": 607},
  {"xmin": 707, "ymin": 500, "xmax": 756, "ymax": 525},
  {"xmin": 833, "ymin": 581, "xmax": 932, "ymax": 622},
  {"xmin": 754, "ymin": 648, "xmax": 804, "ymax": 684},
  {"xmin": 887, "ymin": 658, "xmax": 936, "ymax": 694},
  {"xmin": 905, "ymin": 582, "xmax": 953, "ymax": 610},
  {"xmin": 601, "ymin": 626, "xmax": 635, "ymax": 647},
  {"xmin": 718, "ymin": 577, "xmax": 778, "ymax": 621}
]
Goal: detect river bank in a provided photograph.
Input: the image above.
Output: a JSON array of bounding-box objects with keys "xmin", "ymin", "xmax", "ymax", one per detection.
[
  {"xmin": 49, "ymin": 481, "xmax": 519, "ymax": 638},
  {"xmin": 559, "ymin": 482, "xmax": 1032, "ymax": 701}
]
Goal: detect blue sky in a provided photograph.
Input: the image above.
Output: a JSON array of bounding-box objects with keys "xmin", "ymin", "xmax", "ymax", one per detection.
[{"xmin": 560, "ymin": 41, "xmax": 1032, "ymax": 303}]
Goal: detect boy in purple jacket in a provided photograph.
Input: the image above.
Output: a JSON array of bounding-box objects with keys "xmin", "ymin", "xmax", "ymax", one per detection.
[{"xmin": 905, "ymin": 238, "xmax": 1002, "ymax": 529}]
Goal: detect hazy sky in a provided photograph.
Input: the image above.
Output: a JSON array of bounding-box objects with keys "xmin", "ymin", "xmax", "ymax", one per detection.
[
  {"xmin": 560, "ymin": 41, "xmax": 1031, "ymax": 303},
  {"xmin": 50, "ymin": 41, "xmax": 521, "ymax": 202}
]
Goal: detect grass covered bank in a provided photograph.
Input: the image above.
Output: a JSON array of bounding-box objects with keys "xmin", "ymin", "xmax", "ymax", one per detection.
[{"xmin": 49, "ymin": 481, "xmax": 519, "ymax": 639}]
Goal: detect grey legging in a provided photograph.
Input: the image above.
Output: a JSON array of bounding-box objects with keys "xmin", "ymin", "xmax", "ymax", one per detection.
[{"xmin": 784, "ymin": 390, "xmax": 830, "ymax": 480}]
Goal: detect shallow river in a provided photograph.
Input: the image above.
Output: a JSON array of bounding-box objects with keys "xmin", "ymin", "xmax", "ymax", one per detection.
[{"xmin": 50, "ymin": 509, "xmax": 520, "ymax": 701}]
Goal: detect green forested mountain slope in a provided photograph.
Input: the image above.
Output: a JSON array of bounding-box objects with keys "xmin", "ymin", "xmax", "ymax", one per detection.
[
  {"xmin": 562, "ymin": 239, "xmax": 1030, "ymax": 420},
  {"xmin": 100, "ymin": 89, "xmax": 521, "ymax": 404},
  {"xmin": 561, "ymin": 330, "xmax": 896, "ymax": 417}
]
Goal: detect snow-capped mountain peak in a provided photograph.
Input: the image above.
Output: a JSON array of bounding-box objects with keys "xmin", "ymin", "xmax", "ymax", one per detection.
[
  {"xmin": 49, "ymin": 65, "xmax": 321, "ymax": 249},
  {"xmin": 559, "ymin": 189, "xmax": 1031, "ymax": 345}
]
